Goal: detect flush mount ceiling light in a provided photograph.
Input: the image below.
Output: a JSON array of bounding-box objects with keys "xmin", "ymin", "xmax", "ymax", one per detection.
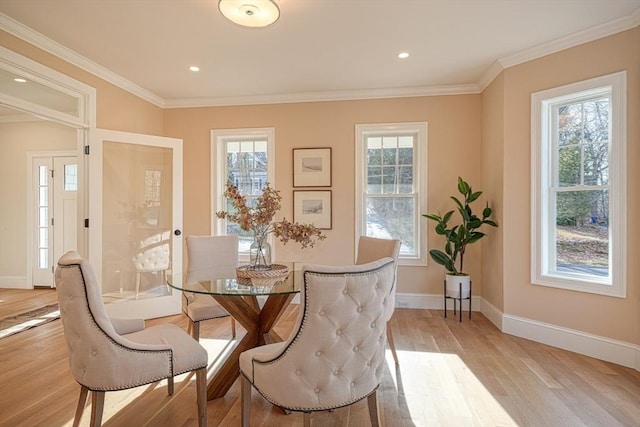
[
  {"xmin": 218, "ymin": 0, "xmax": 280, "ymax": 28},
  {"xmin": 398, "ymin": 52, "xmax": 410, "ymax": 59}
]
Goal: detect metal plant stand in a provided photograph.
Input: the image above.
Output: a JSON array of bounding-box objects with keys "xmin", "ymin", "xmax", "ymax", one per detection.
[{"xmin": 444, "ymin": 279, "xmax": 472, "ymax": 322}]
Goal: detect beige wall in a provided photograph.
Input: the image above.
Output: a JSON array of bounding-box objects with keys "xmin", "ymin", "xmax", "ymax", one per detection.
[
  {"xmin": 481, "ymin": 72, "xmax": 505, "ymax": 312},
  {"xmin": 0, "ymin": 30, "xmax": 164, "ymax": 135},
  {"xmin": 489, "ymin": 28, "xmax": 639, "ymax": 344},
  {"xmin": 164, "ymin": 95, "xmax": 484, "ymax": 295},
  {"xmin": 0, "ymin": 120, "xmax": 76, "ymax": 280}
]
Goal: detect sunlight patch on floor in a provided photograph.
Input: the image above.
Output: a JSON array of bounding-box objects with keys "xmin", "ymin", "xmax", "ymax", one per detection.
[
  {"xmin": 199, "ymin": 336, "xmax": 238, "ymax": 373},
  {"xmin": 0, "ymin": 309, "xmax": 60, "ymax": 338},
  {"xmin": 386, "ymin": 349, "xmax": 518, "ymax": 426}
]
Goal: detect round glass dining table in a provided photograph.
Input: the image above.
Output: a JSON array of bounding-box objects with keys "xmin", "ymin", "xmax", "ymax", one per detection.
[{"xmin": 167, "ymin": 265, "xmax": 301, "ymax": 400}]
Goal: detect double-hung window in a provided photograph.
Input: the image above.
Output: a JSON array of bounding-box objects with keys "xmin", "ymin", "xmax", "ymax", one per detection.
[
  {"xmin": 211, "ymin": 128, "xmax": 275, "ymax": 256},
  {"xmin": 355, "ymin": 122, "xmax": 428, "ymax": 265},
  {"xmin": 531, "ymin": 72, "xmax": 626, "ymax": 297}
]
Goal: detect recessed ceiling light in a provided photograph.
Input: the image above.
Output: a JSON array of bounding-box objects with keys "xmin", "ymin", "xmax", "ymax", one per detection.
[
  {"xmin": 13, "ymin": 77, "xmax": 27, "ymax": 83},
  {"xmin": 189, "ymin": 66, "xmax": 200, "ymax": 72},
  {"xmin": 398, "ymin": 52, "xmax": 409, "ymax": 59}
]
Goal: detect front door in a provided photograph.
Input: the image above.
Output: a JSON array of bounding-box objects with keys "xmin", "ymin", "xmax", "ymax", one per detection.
[
  {"xmin": 89, "ymin": 129, "xmax": 183, "ymax": 319},
  {"xmin": 31, "ymin": 154, "xmax": 77, "ymax": 287}
]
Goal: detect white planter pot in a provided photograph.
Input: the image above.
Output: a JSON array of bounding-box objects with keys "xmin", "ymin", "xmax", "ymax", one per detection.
[{"xmin": 445, "ymin": 273, "xmax": 471, "ymax": 299}]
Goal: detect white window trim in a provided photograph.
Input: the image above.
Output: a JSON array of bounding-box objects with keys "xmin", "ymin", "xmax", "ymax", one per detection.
[
  {"xmin": 531, "ymin": 71, "xmax": 627, "ymax": 298},
  {"xmin": 210, "ymin": 127, "xmax": 275, "ymax": 260},
  {"xmin": 355, "ymin": 122, "xmax": 428, "ymax": 266}
]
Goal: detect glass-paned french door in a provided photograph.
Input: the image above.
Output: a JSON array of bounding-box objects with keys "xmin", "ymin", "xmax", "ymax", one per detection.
[{"xmin": 90, "ymin": 130, "xmax": 183, "ymax": 320}]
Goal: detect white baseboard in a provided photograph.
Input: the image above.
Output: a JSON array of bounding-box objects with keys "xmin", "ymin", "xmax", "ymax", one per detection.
[
  {"xmin": 393, "ymin": 292, "xmax": 639, "ymax": 371},
  {"xmin": 502, "ymin": 313, "xmax": 640, "ymax": 371},
  {"xmin": 0, "ymin": 276, "xmax": 29, "ymax": 289},
  {"xmin": 479, "ymin": 298, "xmax": 503, "ymax": 330}
]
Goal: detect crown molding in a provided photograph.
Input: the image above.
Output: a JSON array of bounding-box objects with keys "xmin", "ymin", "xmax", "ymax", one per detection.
[
  {"xmin": 477, "ymin": 60, "xmax": 504, "ymax": 92},
  {"xmin": 0, "ymin": 13, "xmax": 165, "ymax": 108},
  {"xmin": 2, "ymin": 8, "xmax": 638, "ymax": 108},
  {"xmin": 500, "ymin": 7, "xmax": 639, "ymax": 69},
  {"xmin": 478, "ymin": 7, "xmax": 640, "ymax": 91},
  {"xmin": 164, "ymin": 83, "xmax": 481, "ymax": 108}
]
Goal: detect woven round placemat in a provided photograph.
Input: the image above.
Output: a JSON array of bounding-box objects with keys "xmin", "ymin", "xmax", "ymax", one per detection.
[{"xmin": 236, "ymin": 264, "xmax": 290, "ymax": 282}]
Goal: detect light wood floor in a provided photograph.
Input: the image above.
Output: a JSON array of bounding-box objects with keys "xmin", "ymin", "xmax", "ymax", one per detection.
[{"xmin": 0, "ymin": 289, "xmax": 638, "ymax": 427}]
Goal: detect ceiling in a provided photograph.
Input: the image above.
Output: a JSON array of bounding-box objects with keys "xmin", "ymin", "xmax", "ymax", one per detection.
[{"xmin": 1, "ymin": 0, "xmax": 639, "ymax": 108}]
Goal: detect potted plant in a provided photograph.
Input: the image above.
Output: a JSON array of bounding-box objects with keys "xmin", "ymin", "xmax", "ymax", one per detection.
[{"xmin": 423, "ymin": 177, "xmax": 498, "ymax": 298}]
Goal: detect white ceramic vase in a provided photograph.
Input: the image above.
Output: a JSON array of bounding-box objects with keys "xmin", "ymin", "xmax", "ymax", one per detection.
[{"xmin": 445, "ymin": 273, "xmax": 471, "ymax": 299}]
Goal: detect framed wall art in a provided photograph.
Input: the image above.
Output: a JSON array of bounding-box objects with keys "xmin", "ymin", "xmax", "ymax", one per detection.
[
  {"xmin": 293, "ymin": 190, "xmax": 332, "ymax": 229},
  {"xmin": 293, "ymin": 147, "xmax": 331, "ymax": 187}
]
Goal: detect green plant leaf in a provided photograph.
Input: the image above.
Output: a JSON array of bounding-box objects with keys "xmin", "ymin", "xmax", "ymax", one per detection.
[
  {"xmin": 442, "ymin": 210, "xmax": 454, "ymax": 224},
  {"xmin": 451, "ymin": 196, "xmax": 464, "ymax": 211},
  {"xmin": 484, "ymin": 219, "xmax": 498, "ymax": 227},
  {"xmin": 423, "ymin": 213, "xmax": 441, "ymax": 222},
  {"xmin": 429, "ymin": 249, "xmax": 448, "ymax": 264},
  {"xmin": 435, "ymin": 223, "xmax": 446, "ymax": 234},
  {"xmin": 458, "ymin": 177, "xmax": 470, "ymax": 195},
  {"xmin": 452, "ymin": 229, "xmax": 463, "ymax": 244},
  {"xmin": 468, "ymin": 218, "xmax": 482, "ymax": 229},
  {"xmin": 459, "ymin": 206, "xmax": 470, "ymax": 222},
  {"xmin": 468, "ymin": 232, "xmax": 485, "ymax": 243},
  {"xmin": 468, "ymin": 191, "xmax": 482, "ymax": 203},
  {"xmin": 483, "ymin": 206, "xmax": 492, "ymax": 218},
  {"xmin": 429, "ymin": 249, "xmax": 455, "ymax": 272}
]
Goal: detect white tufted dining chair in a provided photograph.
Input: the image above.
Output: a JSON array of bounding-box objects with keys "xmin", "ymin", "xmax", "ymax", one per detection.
[
  {"xmin": 55, "ymin": 251, "xmax": 208, "ymax": 427},
  {"xmin": 239, "ymin": 257, "xmax": 395, "ymax": 427},
  {"xmin": 132, "ymin": 231, "xmax": 171, "ymax": 299},
  {"xmin": 184, "ymin": 235, "xmax": 237, "ymax": 341},
  {"xmin": 356, "ymin": 236, "xmax": 401, "ymax": 365}
]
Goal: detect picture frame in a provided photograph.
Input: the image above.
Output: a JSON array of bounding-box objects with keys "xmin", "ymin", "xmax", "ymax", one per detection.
[
  {"xmin": 293, "ymin": 190, "xmax": 332, "ymax": 230},
  {"xmin": 293, "ymin": 147, "xmax": 332, "ymax": 187}
]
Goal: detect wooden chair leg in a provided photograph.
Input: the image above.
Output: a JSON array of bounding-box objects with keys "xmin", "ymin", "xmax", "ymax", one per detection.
[
  {"xmin": 303, "ymin": 412, "xmax": 311, "ymax": 427},
  {"xmin": 231, "ymin": 317, "xmax": 236, "ymax": 338},
  {"xmin": 196, "ymin": 368, "xmax": 207, "ymax": 427},
  {"xmin": 192, "ymin": 321, "xmax": 200, "ymax": 341},
  {"xmin": 90, "ymin": 391, "xmax": 105, "ymax": 427},
  {"xmin": 387, "ymin": 326, "xmax": 399, "ymax": 365},
  {"xmin": 73, "ymin": 386, "xmax": 89, "ymax": 427},
  {"xmin": 187, "ymin": 319, "xmax": 193, "ymax": 336},
  {"xmin": 241, "ymin": 375, "xmax": 251, "ymax": 427},
  {"xmin": 367, "ymin": 390, "xmax": 381, "ymax": 427},
  {"xmin": 167, "ymin": 376, "xmax": 174, "ymax": 395}
]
